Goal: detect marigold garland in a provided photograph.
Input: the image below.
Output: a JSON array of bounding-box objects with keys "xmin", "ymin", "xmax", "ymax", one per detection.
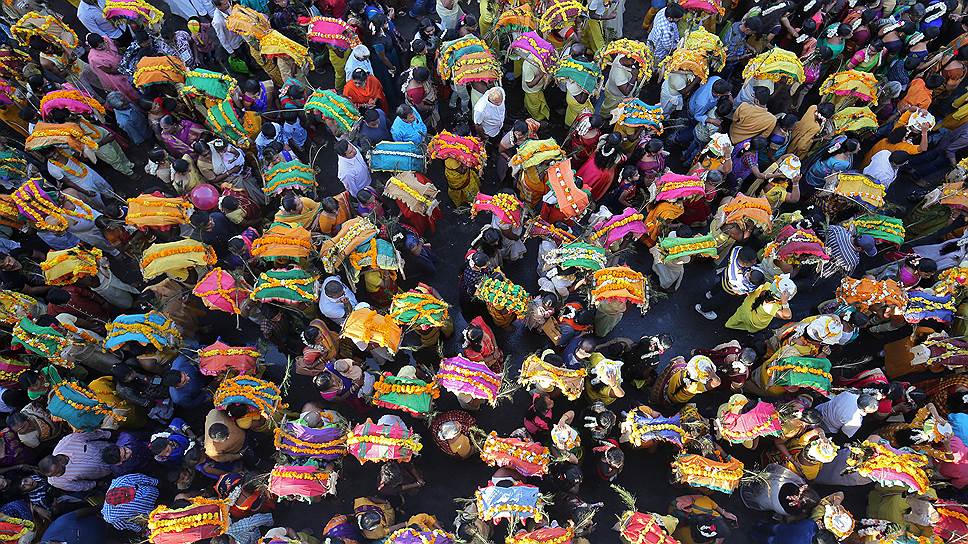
[
  {"xmin": 51, "ymin": 382, "xmax": 113, "ymax": 416},
  {"xmin": 147, "ymin": 498, "xmax": 229, "ymax": 544},
  {"xmin": 273, "ymin": 427, "xmax": 347, "ymax": 456},
  {"xmin": 41, "ymin": 247, "xmax": 101, "ymax": 285},
  {"xmin": 104, "ymin": 313, "xmax": 182, "ymax": 351}
]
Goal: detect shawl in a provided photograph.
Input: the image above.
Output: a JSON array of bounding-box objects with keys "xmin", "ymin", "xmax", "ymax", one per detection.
[{"xmin": 729, "ymin": 102, "xmax": 777, "ymax": 144}]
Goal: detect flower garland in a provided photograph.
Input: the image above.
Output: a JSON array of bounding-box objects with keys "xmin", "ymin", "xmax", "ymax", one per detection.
[
  {"xmin": 41, "ymin": 247, "xmax": 101, "ymax": 285},
  {"xmin": 345, "ymin": 429, "xmax": 423, "ymax": 454},
  {"xmin": 436, "ymin": 367, "xmax": 501, "ymax": 403},
  {"xmin": 472, "ymin": 193, "xmax": 523, "ymax": 227},
  {"xmin": 198, "ymin": 346, "xmax": 260, "ymax": 359},
  {"xmin": 0, "ymin": 516, "xmax": 33, "ymax": 541},
  {"xmin": 385, "ymin": 528, "xmax": 455, "ymax": 544},
  {"xmin": 628, "ymin": 422, "xmax": 686, "ymax": 447},
  {"xmin": 264, "ymin": 162, "xmax": 315, "ymax": 194},
  {"xmin": 853, "ymin": 441, "xmax": 930, "ymax": 494},
  {"xmin": 51, "ymin": 382, "xmax": 115, "ymax": 417},
  {"xmin": 214, "ymin": 376, "xmax": 283, "ymax": 418},
  {"xmin": 250, "ymin": 232, "xmax": 313, "ymax": 259},
  {"xmin": 104, "ymin": 315, "xmax": 181, "ymax": 351},
  {"xmin": 507, "ymin": 527, "xmax": 574, "ymax": 544},
  {"xmin": 13, "ymin": 318, "xmax": 71, "ymax": 366},
  {"xmin": 476, "ymin": 498, "xmax": 544, "ymax": 523},
  {"xmin": 719, "ymin": 412, "xmax": 782, "ymax": 442},
  {"xmin": 372, "ymin": 376, "xmax": 440, "ymax": 398},
  {"xmin": 40, "ymin": 89, "xmax": 105, "ymax": 116},
  {"xmin": 672, "ymin": 454, "xmax": 744, "ymax": 493},
  {"xmin": 591, "ymin": 267, "xmax": 647, "ymax": 304},
  {"xmin": 0, "ymin": 291, "xmax": 36, "ymax": 325},
  {"xmin": 389, "ymin": 290, "xmax": 449, "ymax": 327},
  {"xmin": 387, "ymin": 176, "xmax": 435, "ymax": 209},
  {"xmin": 768, "ymin": 363, "xmax": 832, "ymax": 380},
  {"xmin": 481, "ymin": 432, "xmax": 550, "ymax": 475},
  {"xmin": 148, "ymin": 498, "xmax": 229, "ymax": 543},
  {"xmin": 273, "ymin": 427, "xmax": 347, "ymax": 456},
  {"xmin": 539, "ymin": 0, "xmax": 586, "ymax": 33},
  {"xmin": 519, "ymin": 354, "xmax": 587, "ymax": 400},
  {"xmin": 593, "ymin": 212, "xmax": 645, "ymax": 241},
  {"xmin": 27, "ymin": 125, "xmax": 99, "ymax": 153},
  {"xmin": 475, "ymin": 276, "xmax": 532, "ymax": 316}
]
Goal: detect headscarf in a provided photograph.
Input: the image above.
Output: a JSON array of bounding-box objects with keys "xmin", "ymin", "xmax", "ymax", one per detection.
[
  {"xmin": 344, "ymin": 44, "xmax": 373, "ymax": 82},
  {"xmin": 473, "ymin": 87, "xmax": 506, "ymax": 138}
]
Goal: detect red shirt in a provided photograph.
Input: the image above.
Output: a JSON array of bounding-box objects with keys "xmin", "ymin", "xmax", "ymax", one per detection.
[{"xmin": 47, "ymin": 286, "xmax": 111, "ymax": 323}]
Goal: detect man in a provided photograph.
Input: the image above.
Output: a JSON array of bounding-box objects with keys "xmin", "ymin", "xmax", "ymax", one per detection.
[
  {"xmin": 40, "ymin": 430, "xmax": 114, "ymax": 492},
  {"xmin": 602, "ymin": 55, "xmax": 638, "ymax": 111},
  {"xmin": 390, "ymin": 104, "xmax": 428, "ymax": 145},
  {"xmin": 788, "ymin": 102, "xmax": 835, "ymax": 158},
  {"xmin": 723, "ymin": 16, "xmax": 762, "ymax": 74},
  {"xmin": 169, "ymin": 351, "xmax": 210, "ymax": 409},
  {"xmin": 318, "ymin": 276, "xmax": 357, "ymax": 325},
  {"xmin": 729, "ymin": 87, "xmax": 776, "ymax": 144},
  {"xmin": 100, "ymin": 431, "xmax": 151, "ymax": 474},
  {"xmin": 863, "ymin": 150, "xmax": 909, "ymax": 189},
  {"xmin": 7, "ymin": 403, "xmax": 63, "ymax": 448},
  {"xmin": 646, "ymin": 3, "xmax": 684, "ymax": 64},
  {"xmin": 107, "ymin": 92, "xmax": 151, "ymax": 147},
  {"xmin": 695, "ymin": 246, "xmax": 763, "ymax": 320},
  {"xmin": 190, "ymin": 210, "xmax": 236, "ymax": 257},
  {"xmin": 101, "ymin": 473, "xmax": 160, "ymax": 532},
  {"xmin": 335, "ymin": 139, "xmax": 372, "ymax": 197},
  {"xmin": 824, "ymin": 227, "xmax": 878, "ymax": 278},
  {"xmin": 212, "ymin": 0, "xmax": 244, "ymax": 62},
  {"xmin": 816, "ymin": 391, "xmax": 879, "ymax": 438},
  {"xmin": 359, "ymin": 108, "xmax": 391, "ymax": 145},
  {"xmin": 204, "ymin": 408, "xmax": 246, "ymax": 462},
  {"xmin": 521, "ymin": 54, "xmax": 550, "ymax": 121},
  {"xmin": 78, "ymin": 0, "xmax": 123, "ymax": 40}
]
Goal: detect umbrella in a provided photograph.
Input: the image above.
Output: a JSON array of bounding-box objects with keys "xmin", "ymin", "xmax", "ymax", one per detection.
[
  {"xmin": 181, "ymin": 69, "xmax": 238, "ymax": 104},
  {"xmin": 250, "ymin": 268, "xmax": 318, "ymax": 305},
  {"xmin": 597, "ymin": 39, "xmax": 654, "ymax": 81},
  {"xmin": 510, "ymin": 31, "xmax": 555, "ymax": 72},
  {"xmin": 304, "ymin": 16, "xmax": 359, "ymax": 49},
  {"xmin": 39, "ymin": 86, "xmax": 105, "ymax": 120},
  {"xmin": 104, "ymin": 311, "xmax": 181, "ymax": 351},
  {"xmin": 11, "ymin": 12, "xmax": 78, "ymax": 52},
  {"xmin": 103, "ymin": 0, "xmax": 163, "ymax": 26},
  {"xmin": 819, "ymin": 70, "xmax": 879, "ymax": 105},
  {"xmin": 552, "ymin": 56, "xmax": 602, "ymax": 94},
  {"xmin": 206, "ymin": 98, "xmax": 250, "ymax": 148},
  {"xmin": 831, "ymin": 106, "xmax": 879, "ymax": 135},
  {"xmin": 435, "ymin": 356, "xmax": 501, "ymax": 405},
  {"xmin": 140, "ymin": 239, "xmax": 217, "ymax": 281},
  {"xmin": 250, "ymin": 222, "xmax": 313, "ymax": 261},
  {"xmin": 304, "ymin": 89, "xmax": 360, "ymax": 133},
  {"xmin": 213, "ymin": 375, "xmax": 283, "ymax": 418},
  {"xmin": 126, "ymin": 194, "xmax": 192, "ymax": 229},
  {"xmin": 197, "ymin": 339, "xmax": 259, "ymax": 376},
  {"xmin": 389, "ymin": 285, "xmax": 450, "ymax": 328},
  {"xmin": 263, "ymin": 160, "xmax": 315, "ymax": 195},
  {"xmin": 472, "ymin": 192, "xmax": 524, "ymax": 227},
  {"xmin": 609, "ymin": 98, "xmax": 664, "ymax": 133},
  {"xmin": 742, "ymin": 48, "xmax": 805, "ymax": 83},
  {"xmin": 133, "ymin": 56, "xmax": 187, "ymax": 88},
  {"xmin": 192, "ymin": 268, "xmax": 248, "ymax": 314},
  {"xmin": 269, "ymin": 464, "xmax": 337, "ymax": 501},
  {"xmin": 538, "ymin": 0, "xmax": 587, "ymax": 34},
  {"xmin": 428, "ymin": 131, "xmax": 487, "ymax": 171},
  {"xmin": 41, "ymin": 246, "xmax": 101, "ymax": 286}
]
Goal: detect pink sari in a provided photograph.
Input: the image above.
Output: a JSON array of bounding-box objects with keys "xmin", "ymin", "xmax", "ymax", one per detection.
[{"xmin": 87, "ymin": 37, "xmax": 139, "ymax": 102}]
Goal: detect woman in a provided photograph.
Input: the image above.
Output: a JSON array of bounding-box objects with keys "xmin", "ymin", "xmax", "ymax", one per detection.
[
  {"xmin": 578, "ymin": 133, "xmax": 625, "ymax": 201},
  {"xmin": 725, "ymin": 278, "xmax": 795, "ymax": 333},
  {"xmin": 368, "ymin": 14, "xmax": 402, "ymax": 105},
  {"xmin": 634, "ymin": 138, "xmax": 666, "ymax": 188},
  {"xmin": 803, "ymin": 137, "xmax": 858, "ymax": 188},
  {"xmin": 342, "ymin": 67, "xmax": 389, "ymax": 112},
  {"xmin": 730, "ymin": 136, "xmax": 775, "ymax": 191},
  {"xmin": 86, "ymin": 34, "xmax": 139, "ymax": 102},
  {"xmin": 651, "ymin": 355, "xmax": 721, "ymax": 405},
  {"xmin": 473, "ymin": 87, "xmax": 506, "ymax": 140},
  {"xmin": 344, "ymin": 44, "xmax": 373, "ymax": 83},
  {"xmin": 819, "ymin": 23, "xmax": 852, "ymax": 60},
  {"xmin": 403, "ymin": 66, "xmax": 439, "ymax": 129},
  {"xmin": 159, "ymin": 115, "xmax": 205, "ymax": 157}
]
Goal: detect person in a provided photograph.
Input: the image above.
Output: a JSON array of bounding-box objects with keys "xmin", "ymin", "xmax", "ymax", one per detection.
[
  {"xmin": 473, "ymin": 87, "xmax": 506, "ymax": 139},
  {"xmin": 724, "ymin": 276, "xmax": 796, "ymax": 334},
  {"xmin": 390, "ymin": 104, "xmax": 428, "ymax": 145},
  {"xmin": 579, "ymin": 133, "xmax": 625, "ymax": 201},
  {"xmin": 335, "ymin": 139, "xmax": 372, "ymax": 197},
  {"xmin": 318, "ymin": 276, "xmax": 357, "ymax": 326},
  {"xmin": 729, "ymin": 87, "xmax": 777, "ymax": 145},
  {"xmin": 815, "ymin": 391, "xmax": 879, "ymax": 438},
  {"xmin": 402, "ymin": 66, "xmax": 439, "ymax": 129},
  {"xmin": 39, "ymin": 431, "xmax": 114, "ymax": 492},
  {"xmin": 804, "ymin": 138, "xmax": 860, "ymax": 189},
  {"xmin": 521, "ymin": 53, "xmax": 549, "ymax": 121},
  {"xmin": 343, "ymin": 67, "xmax": 389, "ymax": 112},
  {"xmin": 359, "ymin": 107, "xmax": 391, "ymax": 145},
  {"xmin": 863, "ymin": 150, "xmax": 909, "ymax": 189},
  {"xmin": 77, "ymin": 0, "xmax": 123, "ymax": 39},
  {"xmin": 106, "ymin": 92, "xmax": 151, "ymax": 147},
  {"xmin": 204, "ymin": 408, "xmax": 246, "ymax": 462},
  {"xmin": 647, "ymin": 3, "xmax": 684, "ymax": 63},
  {"xmin": 87, "ymin": 35, "xmax": 138, "ymax": 102}
]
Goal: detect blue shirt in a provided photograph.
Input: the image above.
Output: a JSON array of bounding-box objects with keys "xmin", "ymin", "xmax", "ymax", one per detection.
[
  {"xmin": 113, "ymin": 431, "xmax": 152, "ymax": 474},
  {"xmin": 688, "ymin": 76, "xmax": 721, "ymax": 123},
  {"xmin": 169, "ymin": 353, "xmax": 209, "ymax": 408},
  {"xmin": 101, "ymin": 473, "xmax": 159, "ymax": 532},
  {"xmin": 42, "ymin": 508, "xmax": 110, "ymax": 544},
  {"xmin": 360, "ymin": 109, "xmax": 392, "ymax": 145},
  {"xmin": 391, "ymin": 110, "xmax": 428, "ymax": 145},
  {"xmin": 114, "ymin": 106, "xmax": 151, "ymax": 146}
]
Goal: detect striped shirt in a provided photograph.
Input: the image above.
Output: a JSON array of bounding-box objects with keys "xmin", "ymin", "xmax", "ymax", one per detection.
[
  {"xmin": 48, "ymin": 431, "xmax": 113, "ymax": 492},
  {"xmin": 824, "ymin": 225, "xmax": 859, "ymax": 278},
  {"xmin": 721, "ymin": 246, "xmax": 756, "ymax": 295},
  {"xmin": 101, "ymin": 473, "xmax": 159, "ymax": 532},
  {"xmin": 226, "ymin": 513, "xmax": 274, "ymax": 544}
]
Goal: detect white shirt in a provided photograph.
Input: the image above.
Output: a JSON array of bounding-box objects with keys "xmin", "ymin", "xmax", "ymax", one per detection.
[
  {"xmin": 605, "ymin": 59, "xmax": 633, "ymax": 98},
  {"xmin": 816, "ymin": 391, "xmax": 865, "ymax": 438},
  {"xmin": 78, "ymin": 0, "xmax": 123, "ymax": 38},
  {"xmin": 212, "ymin": 8, "xmax": 244, "ymax": 53},
  {"xmin": 862, "ymin": 150, "xmax": 898, "ymax": 189}
]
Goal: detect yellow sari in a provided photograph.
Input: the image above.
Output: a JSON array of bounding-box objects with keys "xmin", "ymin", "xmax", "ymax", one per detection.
[{"xmin": 444, "ymin": 157, "xmax": 479, "ymax": 206}]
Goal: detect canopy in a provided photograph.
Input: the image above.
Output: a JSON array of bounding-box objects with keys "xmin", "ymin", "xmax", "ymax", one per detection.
[
  {"xmin": 25, "ymin": 122, "xmax": 98, "ymax": 159},
  {"xmin": 11, "ymin": 178, "xmax": 94, "ymax": 232},
  {"xmin": 386, "ymin": 528, "xmax": 455, "ymax": 544},
  {"xmin": 181, "ymin": 69, "xmax": 238, "ymax": 103},
  {"xmin": 389, "ymin": 285, "xmax": 450, "ymax": 328},
  {"xmin": 742, "ymin": 48, "xmax": 805, "ymax": 83},
  {"xmin": 274, "ymin": 419, "xmax": 347, "ymax": 460},
  {"xmin": 552, "ymin": 56, "xmax": 602, "ymax": 94},
  {"xmin": 591, "ymin": 266, "xmax": 648, "ymax": 307},
  {"xmin": 341, "ymin": 307, "xmax": 402, "ymax": 352},
  {"xmin": 480, "ymin": 431, "xmax": 550, "ymax": 476},
  {"xmin": 346, "ymin": 418, "xmax": 422, "ymax": 463},
  {"xmin": 475, "ymin": 274, "xmax": 532, "ymax": 317},
  {"xmin": 904, "ymin": 290, "xmax": 956, "ymax": 324},
  {"xmin": 198, "ymin": 340, "xmax": 259, "ymax": 376},
  {"xmin": 263, "ymin": 160, "xmax": 315, "ymax": 195},
  {"xmin": 680, "ymin": 0, "xmax": 724, "ymax": 15},
  {"xmin": 41, "ymin": 246, "xmax": 101, "ymax": 285},
  {"xmin": 140, "ymin": 239, "xmax": 217, "ymax": 281},
  {"xmin": 347, "ymin": 238, "xmax": 400, "ymax": 276},
  {"xmin": 435, "ymin": 355, "xmax": 501, "ymax": 405},
  {"xmin": 660, "ymin": 48, "xmax": 713, "ymax": 82},
  {"xmin": 193, "ymin": 268, "xmax": 248, "ymax": 314},
  {"xmin": 305, "ymin": 89, "xmax": 361, "ymax": 133},
  {"xmin": 510, "ymin": 32, "xmax": 555, "ymax": 72},
  {"xmin": 836, "ymin": 277, "xmax": 907, "ymax": 312},
  {"xmin": 655, "ymin": 172, "xmax": 704, "ymax": 201},
  {"xmin": 104, "ymin": 311, "xmax": 181, "ymax": 351},
  {"xmin": 427, "ymin": 131, "xmax": 487, "ymax": 172},
  {"xmin": 538, "ymin": 0, "xmax": 587, "ymax": 34},
  {"xmin": 672, "ymin": 454, "xmax": 744, "ymax": 493},
  {"xmin": 103, "ymin": 0, "xmax": 163, "ymax": 26},
  {"xmin": 519, "ymin": 352, "xmax": 587, "ymax": 400},
  {"xmin": 304, "ymin": 16, "xmax": 358, "ymax": 49},
  {"xmin": 475, "ymin": 482, "xmax": 543, "ymax": 523},
  {"xmin": 268, "ymin": 464, "xmax": 337, "ymax": 500},
  {"xmin": 610, "ymin": 98, "xmax": 664, "ymax": 133},
  {"xmin": 831, "ymin": 106, "xmax": 878, "ymax": 135},
  {"xmin": 658, "ymin": 233, "xmax": 718, "ymax": 262},
  {"xmin": 371, "ymin": 141, "xmax": 426, "ymax": 173},
  {"xmin": 761, "ymin": 225, "xmax": 829, "ymax": 266},
  {"xmin": 133, "ymin": 56, "xmax": 187, "ymax": 88},
  {"xmin": 827, "ymin": 172, "xmax": 885, "ymax": 210},
  {"xmin": 509, "ymin": 139, "xmax": 565, "ymax": 173},
  {"xmin": 592, "ymin": 207, "xmax": 646, "ymax": 247},
  {"xmin": 0, "ymin": 149, "xmax": 26, "ymax": 181},
  {"xmin": 452, "ymin": 51, "xmax": 501, "ymax": 85},
  {"xmin": 546, "ymin": 158, "xmax": 588, "ymax": 219},
  {"xmin": 383, "ymin": 172, "xmax": 439, "ymax": 215},
  {"xmin": 126, "ymin": 195, "xmax": 192, "ymax": 228},
  {"xmin": 147, "ymin": 498, "xmax": 229, "ymax": 544},
  {"xmin": 206, "ymin": 98, "xmax": 249, "ymax": 148},
  {"xmin": 767, "ymin": 356, "xmax": 833, "ymax": 395},
  {"xmin": 0, "ymin": 291, "xmax": 38, "ymax": 326},
  {"xmin": 820, "ymin": 70, "xmax": 879, "ymax": 105},
  {"xmin": 492, "ymin": 3, "xmax": 537, "ymax": 37},
  {"xmin": 849, "ymin": 440, "xmax": 931, "ymax": 494},
  {"xmin": 11, "ymin": 12, "xmax": 78, "ymax": 51},
  {"xmin": 0, "ymin": 358, "xmax": 29, "ymax": 388},
  {"xmin": 544, "ymin": 242, "xmax": 607, "ymax": 270},
  {"xmin": 722, "ymin": 193, "xmax": 773, "ymax": 228},
  {"xmin": 319, "ymin": 216, "xmax": 379, "ymax": 273},
  {"xmin": 372, "ymin": 373, "xmax": 440, "ymax": 415},
  {"xmin": 213, "ymin": 375, "xmax": 283, "ymax": 417},
  {"xmin": 508, "ymin": 527, "xmax": 574, "ymax": 544},
  {"xmin": 250, "ymin": 268, "xmax": 318, "ymax": 305},
  {"xmin": 226, "ymin": 4, "xmax": 271, "ymax": 38},
  {"xmin": 12, "ymin": 317, "xmax": 69, "ymax": 366},
  {"xmin": 848, "ymin": 214, "xmax": 905, "ymax": 245},
  {"xmin": 438, "ymin": 36, "xmax": 489, "ymax": 78},
  {"xmin": 624, "ymin": 407, "xmax": 687, "ymax": 448},
  {"xmin": 251, "ymin": 222, "xmax": 313, "ymax": 260},
  {"xmin": 596, "ymin": 39, "xmax": 654, "ymax": 81},
  {"xmin": 472, "ymin": 192, "xmax": 523, "ymax": 227},
  {"xmin": 39, "ymin": 87, "xmax": 104, "ymax": 120}
]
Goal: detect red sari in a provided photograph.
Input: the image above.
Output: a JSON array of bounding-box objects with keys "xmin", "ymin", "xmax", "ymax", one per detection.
[
  {"xmin": 463, "ymin": 316, "xmax": 504, "ymax": 372},
  {"xmin": 397, "ymin": 173, "xmax": 441, "ymax": 236},
  {"xmin": 577, "ymin": 155, "xmax": 619, "ymax": 201}
]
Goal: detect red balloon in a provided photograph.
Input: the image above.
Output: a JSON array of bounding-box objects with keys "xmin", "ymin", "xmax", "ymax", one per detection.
[{"xmin": 190, "ymin": 183, "xmax": 220, "ymax": 211}]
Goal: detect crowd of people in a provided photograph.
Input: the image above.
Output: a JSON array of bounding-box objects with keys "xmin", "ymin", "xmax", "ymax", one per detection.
[{"xmin": 0, "ymin": 0, "xmax": 967, "ymax": 540}]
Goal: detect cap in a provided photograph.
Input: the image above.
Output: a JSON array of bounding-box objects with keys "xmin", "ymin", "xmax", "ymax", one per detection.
[{"xmin": 856, "ymin": 234, "xmax": 878, "ymax": 256}]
